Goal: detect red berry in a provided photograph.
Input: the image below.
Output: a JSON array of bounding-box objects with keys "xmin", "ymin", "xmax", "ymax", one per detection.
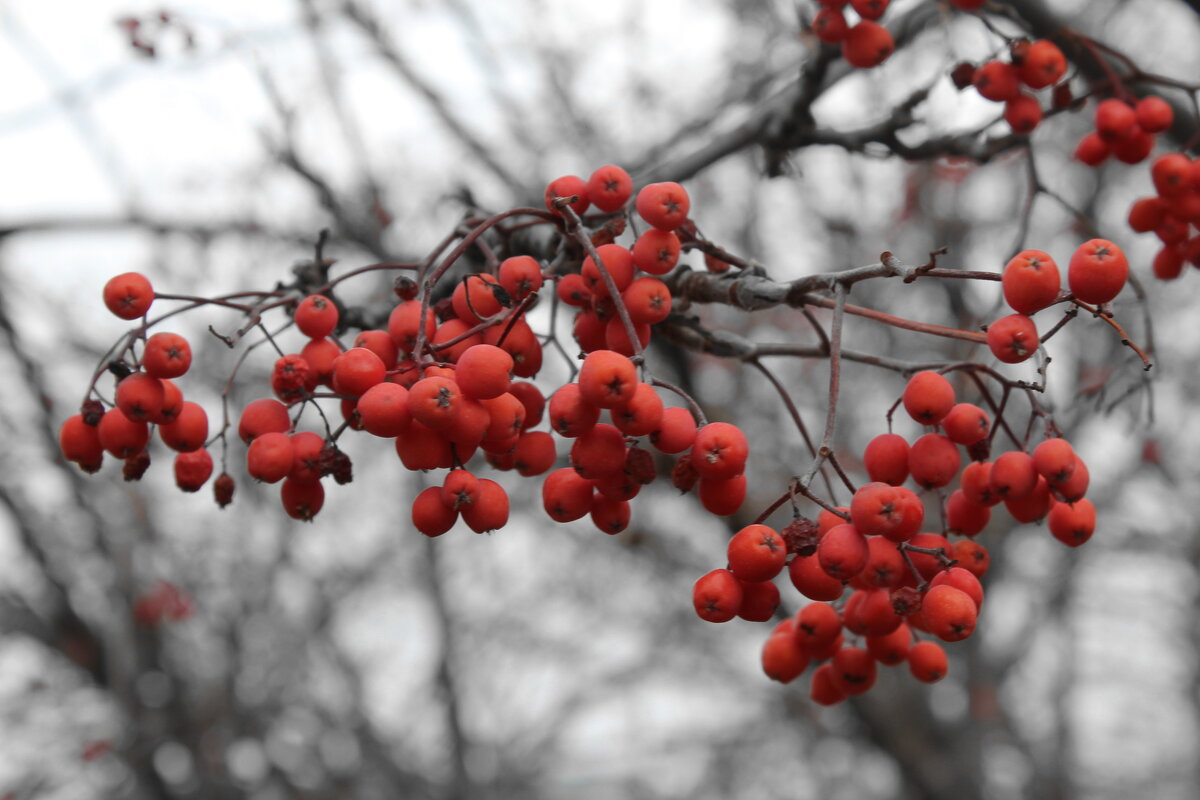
[
  {"xmin": 1048, "ymin": 499, "xmax": 1096, "ymax": 546},
  {"xmin": 1068, "ymin": 238, "xmax": 1128, "ymax": 305},
  {"xmin": 331, "ymin": 347, "xmax": 386, "ymax": 397},
  {"xmin": 281, "ymin": 476, "xmax": 324, "ymax": 521},
  {"xmin": 728, "ymin": 524, "xmax": 787, "ymax": 582},
  {"xmin": 631, "ymin": 229, "xmax": 681, "ymax": 275},
  {"xmin": 1074, "ymin": 132, "xmax": 1110, "ymax": 166},
  {"xmin": 909, "ymin": 433, "xmax": 961, "ymax": 489},
  {"xmin": 813, "ymin": 8, "xmax": 848, "ymax": 43},
  {"xmin": 497, "ymin": 256, "xmax": 543, "ymax": 301},
  {"xmin": 247, "ymin": 432, "xmax": 293, "ymax": 483},
  {"xmin": 174, "ymin": 448, "xmax": 213, "ymax": 492},
  {"xmin": 908, "ymin": 640, "xmax": 948, "ymax": 682},
  {"xmin": 941, "ymin": 403, "xmax": 991, "ymax": 446},
  {"xmin": 690, "ymin": 422, "xmax": 749, "ymax": 480},
  {"xmin": 412, "ymin": 486, "xmax": 457, "ymax": 537},
  {"xmin": 902, "ymin": 371, "xmax": 955, "ymax": 425},
  {"xmin": 578, "ymin": 350, "xmax": 637, "ymax": 409},
  {"xmin": 841, "ymin": 20, "xmax": 893, "ymax": 69},
  {"xmin": 98, "ymin": 408, "xmax": 148, "ymax": 458},
  {"xmin": 1094, "ymin": 99, "xmax": 1136, "ymax": 142},
  {"xmin": 693, "ymin": 569, "xmax": 743, "ymax": 623},
  {"xmin": 294, "ymin": 295, "xmax": 338, "ymax": 339},
  {"xmin": 862, "ymin": 433, "xmax": 909, "ymax": 485},
  {"xmin": 1004, "ymin": 93, "xmax": 1042, "ymax": 134},
  {"xmin": 987, "ymin": 313, "xmax": 1039, "ymax": 364},
  {"xmin": 585, "ymin": 165, "xmax": 633, "ymax": 212},
  {"xmin": 1002, "ymin": 249, "xmax": 1061, "ymax": 314},
  {"xmin": 115, "ymin": 373, "xmax": 165, "ymax": 423},
  {"xmin": 142, "ymin": 332, "xmax": 191, "ymax": 379},
  {"xmin": 1135, "ymin": 95, "xmax": 1174, "ymax": 133},
  {"xmin": 103, "ymin": 272, "xmax": 154, "ymax": 319},
  {"xmin": 635, "ymin": 182, "xmax": 690, "ymax": 231},
  {"xmin": 238, "ymin": 398, "xmax": 291, "ymax": 443},
  {"xmin": 1016, "ymin": 40, "xmax": 1066, "ymax": 89},
  {"xmin": 159, "ymin": 401, "xmax": 208, "ymax": 453},
  {"xmin": 974, "ymin": 61, "xmax": 1020, "ymax": 102},
  {"xmin": 921, "ymin": 584, "xmax": 978, "ymax": 642},
  {"xmin": 59, "ymin": 414, "xmax": 104, "ymax": 468},
  {"xmin": 544, "ymin": 175, "xmax": 590, "ymax": 216}
]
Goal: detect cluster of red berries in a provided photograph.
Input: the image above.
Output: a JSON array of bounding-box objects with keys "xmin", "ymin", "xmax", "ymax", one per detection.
[
  {"xmin": 952, "ymin": 38, "xmax": 1067, "ymax": 135},
  {"xmin": 1075, "ymin": 95, "xmax": 1174, "ymax": 167},
  {"xmin": 810, "ymin": 0, "xmax": 895, "ymax": 70},
  {"xmin": 1125, "ymin": 152, "xmax": 1200, "ymax": 280},
  {"xmin": 63, "ymin": 165, "xmax": 758, "ymax": 548},
  {"xmin": 693, "ymin": 364, "xmax": 1094, "ymax": 702},
  {"xmin": 59, "ymin": 275, "xmax": 218, "ymax": 495},
  {"xmin": 987, "ymin": 238, "xmax": 1128, "ymax": 364}
]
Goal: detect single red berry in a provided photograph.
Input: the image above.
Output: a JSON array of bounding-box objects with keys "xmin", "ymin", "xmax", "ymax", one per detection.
[
  {"xmin": 103, "ymin": 272, "xmax": 154, "ymax": 320},
  {"xmin": 174, "ymin": 448, "xmax": 213, "ymax": 492},
  {"xmin": 1074, "ymin": 132, "xmax": 1110, "ymax": 166},
  {"xmin": 1002, "ymin": 249, "xmax": 1061, "ymax": 314},
  {"xmin": 1068, "ymin": 238, "xmax": 1128, "ymax": 305},
  {"xmin": 294, "ymin": 294, "xmax": 338, "ymax": 339},
  {"xmin": 1094, "ymin": 99, "xmax": 1136, "ymax": 142},
  {"xmin": 1127, "ymin": 197, "xmax": 1167, "ymax": 233},
  {"xmin": 908, "ymin": 640, "xmax": 948, "ymax": 682},
  {"xmin": 1135, "ymin": 95, "xmax": 1174, "ymax": 133},
  {"xmin": 946, "ymin": 489, "xmax": 991, "ymax": 537},
  {"xmin": 635, "ymin": 182, "xmax": 690, "ymax": 231},
  {"xmin": 542, "ymin": 468, "xmax": 595, "ymax": 523},
  {"xmin": 1048, "ymin": 499, "xmax": 1096, "ymax": 546},
  {"xmin": 1005, "ymin": 93, "xmax": 1042, "ymax": 134},
  {"xmin": 585, "ymin": 165, "xmax": 633, "ymax": 212},
  {"xmin": 142, "ymin": 332, "xmax": 191, "ymax": 379},
  {"xmin": 693, "ymin": 569, "xmax": 743, "ymax": 623},
  {"xmin": 280, "ymin": 476, "xmax": 324, "ymax": 521},
  {"xmin": 909, "ymin": 433, "xmax": 961, "ymax": 489},
  {"xmin": 973, "ymin": 61, "xmax": 1020, "ymax": 102},
  {"xmin": 987, "ymin": 313, "xmax": 1039, "ymax": 364},
  {"xmin": 863, "ymin": 433, "xmax": 909, "ymax": 485},
  {"xmin": 922, "ymin": 584, "xmax": 978, "ymax": 642},
  {"xmin": 941, "ymin": 403, "xmax": 991, "ymax": 446},
  {"xmin": 761, "ymin": 632, "xmax": 810, "ymax": 683},
  {"xmin": 247, "ymin": 432, "xmax": 293, "ymax": 483},
  {"xmin": 544, "ymin": 174, "xmax": 590, "ymax": 216},
  {"xmin": 813, "ymin": 8, "xmax": 848, "ymax": 43},
  {"xmin": 728, "ymin": 524, "xmax": 787, "ymax": 582},
  {"xmin": 238, "ymin": 398, "xmax": 291, "ymax": 443},
  {"xmin": 1016, "ymin": 40, "xmax": 1066, "ymax": 89},
  {"xmin": 902, "ymin": 371, "xmax": 955, "ymax": 425},
  {"xmin": 159, "ymin": 401, "xmax": 208, "ymax": 453},
  {"xmin": 818, "ymin": 524, "xmax": 870, "ymax": 581},
  {"xmin": 841, "ymin": 20, "xmax": 893, "ymax": 69},
  {"xmin": 59, "ymin": 414, "xmax": 104, "ymax": 468},
  {"xmin": 115, "ymin": 373, "xmax": 165, "ymax": 423},
  {"xmin": 578, "ymin": 350, "xmax": 637, "ymax": 409},
  {"xmin": 690, "ymin": 422, "xmax": 749, "ymax": 481},
  {"xmin": 461, "ymin": 479, "xmax": 509, "ymax": 533},
  {"xmin": 98, "ymin": 408, "xmax": 149, "ymax": 458}
]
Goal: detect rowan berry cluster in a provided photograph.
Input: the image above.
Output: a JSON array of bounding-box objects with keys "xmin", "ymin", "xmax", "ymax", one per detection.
[
  {"xmin": 61, "ymin": 165, "xmax": 758, "ymax": 548},
  {"xmin": 1125, "ymin": 151, "xmax": 1200, "ymax": 280},
  {"xmin": 60, "ymin": 128, "xmax": 1145, "ymax": 701},
  {"xmin": 1075, "ymin": 96, "xmax": 1175, "ymax": 168},
  {"xmin": 694, "ymin": 362, "xmax": 1095, "ymax": 703},
  {"xmin": 951, "ymin": 38, "xmax": 1068, "ymax": 135}
]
